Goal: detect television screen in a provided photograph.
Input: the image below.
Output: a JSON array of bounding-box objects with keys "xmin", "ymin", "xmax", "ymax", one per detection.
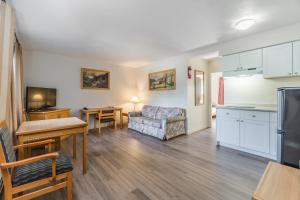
[{"xmin": 26, "ymin": 87, "xmax": 57, "ymax": 111}]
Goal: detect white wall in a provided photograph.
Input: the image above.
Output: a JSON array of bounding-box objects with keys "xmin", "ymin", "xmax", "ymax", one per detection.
[
  {"xmin": 224, "ymin": 74, "xmax": 300, "ymax": 105},
  {"xmin": 136, "ymin": 55, "xmax": 188, "ymax": 108},
  {"xmin": 186, "ymin": 57, "xmax": 209, "ymax": 133},
  {"xmin": 23, "ymin": 50, "xmax": 138, "ymax": 119}
]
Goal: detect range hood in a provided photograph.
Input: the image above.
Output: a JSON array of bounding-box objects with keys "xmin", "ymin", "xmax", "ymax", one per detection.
[{"xmin": 223, "ymin": 68, "xmax": 262, "ymax": 77}]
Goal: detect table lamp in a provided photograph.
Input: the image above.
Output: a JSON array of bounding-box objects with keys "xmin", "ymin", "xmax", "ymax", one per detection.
[{"xmin": 130, "ymin": 96, "xmax": 140, "ymax": 111}]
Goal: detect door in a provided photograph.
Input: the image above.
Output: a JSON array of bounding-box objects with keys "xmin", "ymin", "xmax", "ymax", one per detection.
[
  {"xmin": 293, "ymin": 41, "xmax": 300, "ymax": 76},
  {"xmin": 240, "ymin": 49, "xmax": 262, "ymax": 69},
  {"xmin": 263, "ymin": 43, "xmax": 293, "ymax": 78},
  {"xmin": 240, "ymin": 120, "xmax": 270, "ymax": 153},
  {"xmin": 281, "ymin": 89, "xmax": 300, "ymax": 167},
  {"xmin": 222, "ymin": 54, "xmax": 239, "ymax": 71},
  {"xmin": 217, "ymin": 117, "xmax": 240, "ymax": 146}
]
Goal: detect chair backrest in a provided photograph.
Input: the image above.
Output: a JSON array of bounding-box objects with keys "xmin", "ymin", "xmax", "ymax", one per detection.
[
  {"xmin": 142, "ymin": 105, "xmax": 159, "ymax": 119},
  {"xmin": 0, "ymin": 120, "xmax": 16, "ymax": 164},
  {"xmin": 99, "ymin": 108, "xmax": 116, "ymax": 119}
]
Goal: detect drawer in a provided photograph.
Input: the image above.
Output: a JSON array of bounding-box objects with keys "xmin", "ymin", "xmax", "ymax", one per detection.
[
  {"xmin": 240, "ymin": 111, "xmax": 269, "ymax": 122},
  {"xmin": 270, "ymin": 112, "xmax": 277, "ymax": 122},
  {"xmin": 217, "ymin": 109, "xmax": 239, "ymax": 118}
]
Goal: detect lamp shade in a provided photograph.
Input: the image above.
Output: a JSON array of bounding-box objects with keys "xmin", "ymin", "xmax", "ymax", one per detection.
[{"xmin": 130, "ymin": 96, "xmax": 140, "ymax": 103}]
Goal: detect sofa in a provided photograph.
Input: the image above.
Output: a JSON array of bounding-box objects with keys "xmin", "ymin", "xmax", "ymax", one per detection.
[{"xmin": 128, "ymin": 105, "xmax": 187, "ymax": 140}]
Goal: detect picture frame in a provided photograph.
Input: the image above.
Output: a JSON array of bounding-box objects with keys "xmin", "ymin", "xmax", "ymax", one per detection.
[
  {"xmin": 194, "ymin": 70, "xmax": 204, "ymax": 106},
  {"xmin": 81, "ymin": 68, "xmax": 110, "ymax": 90},
  {"xmin": 148, "ymin": 68, "xmax": 176, "ymax": 91}
]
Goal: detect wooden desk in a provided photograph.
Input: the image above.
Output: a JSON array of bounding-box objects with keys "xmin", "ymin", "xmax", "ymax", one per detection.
[
  {"xmin": 253, "ymin": 161, "xmax": 300, "ymax": 200},
  {"xmin": 80, "ymin": 107, "xmax": 123, "ymax": 129},
  {"xmin": 16, "ymin": 117, "xmax": 88, "ymax": 174}
]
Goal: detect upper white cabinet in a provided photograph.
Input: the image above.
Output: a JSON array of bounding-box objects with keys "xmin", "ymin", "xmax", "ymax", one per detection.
[
  {"xmin": 293, "ymin": 41, "xmax": 300, "ymax": 76},
  {"xmin": 222, "ymin": 54, "xmax": 240, "ymax": 71},
  {"xmin": 263, "ymin": 43, "xmax": 293, "ymax": 78},
  {"xmin": 222, "ymin": 49, "xmax": 262, "ymax": 72},
  {"xmin": 240, "ymin": 49, "xmax": 262, "ymax": 69}
]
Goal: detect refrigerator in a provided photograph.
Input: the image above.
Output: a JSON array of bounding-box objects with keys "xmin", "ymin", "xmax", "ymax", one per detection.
[{"xmin": 277, "ymin": 87, "xmax": 300, "ymax": 168}]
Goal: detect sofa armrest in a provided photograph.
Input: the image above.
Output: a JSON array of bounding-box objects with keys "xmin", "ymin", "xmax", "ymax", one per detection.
[
  {"xmin": 166, "ymin": 116, "xmax": 186, "ymax": 123},
  {"xmin": 128, "ymin": 111, "xmax": 142, "ymax": 118}
]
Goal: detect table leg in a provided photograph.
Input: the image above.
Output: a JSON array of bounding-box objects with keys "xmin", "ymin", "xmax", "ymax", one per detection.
[
  {"xmin": 120, "ymin": 109, "xmax": 123, "ymax": 129},
  {"xmin": 18, "ymin": 136, "xmax": 24, "ymax": 160},
  {"xmin": 83, "ymin": 126, "xmax": 88, "ymax": 174},
  {"xmin": 73, "ymin": 135, "xmax": 77, "ymax": 159}
]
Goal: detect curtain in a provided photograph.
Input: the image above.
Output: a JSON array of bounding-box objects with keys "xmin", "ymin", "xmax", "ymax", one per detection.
[
  {"xmin": 0, "ymin": 1, "xmax": 24, "ymax": 133},
  {"xmin": 218, "ymin": 77, "xmax": 224, "ymax": 105}
]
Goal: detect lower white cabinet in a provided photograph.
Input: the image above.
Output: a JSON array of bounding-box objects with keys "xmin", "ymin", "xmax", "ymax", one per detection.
[
  {"xmin": 240, "ymin": 120, "xmax": 269, "ymax": 153},
  {"xmin": 217, "ymin": 109, "xmax": 277, "ymax": 159},
  {"xmin": 217, "ymin": 117, "xmax": 240, "ymax": 146}
]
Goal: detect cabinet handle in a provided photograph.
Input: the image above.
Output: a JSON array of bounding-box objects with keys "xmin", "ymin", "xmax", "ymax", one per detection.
[
  {"xmin": 252, "ymin": 115, "xmax": 256, "ymax": 118},
  {"xmin": 226, "ymin": 113, "xmax": 230, "ymax": 115},
  {"xmin": 295, "ymin": 72, "xmax": 298, "ymax": 75},
  {"xmin": 289, "ymin": 72, "xmax": 292, "ymax": 76},
  {"xmin": 240, "ymin": 120, "xmax": 244, "ymax": 122},
  {"xmin": 236, "ymin": 120, "xmax": 240, "ymax": 122}
]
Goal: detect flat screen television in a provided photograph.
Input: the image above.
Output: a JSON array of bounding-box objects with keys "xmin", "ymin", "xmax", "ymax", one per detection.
[{"xmin": 26, "ymin": 87, "xmax": 57, "ymax": 111}]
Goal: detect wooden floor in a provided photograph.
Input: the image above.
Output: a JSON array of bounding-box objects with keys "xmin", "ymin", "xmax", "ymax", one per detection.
[{"xmin": 39, "ymin": 125, "xmax": 268, "ymax": 200}]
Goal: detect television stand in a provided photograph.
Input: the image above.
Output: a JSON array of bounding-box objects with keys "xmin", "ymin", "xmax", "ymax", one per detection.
[{"xmin": 27, "ymin": 108, "xmax": 71, "ymax": 121}]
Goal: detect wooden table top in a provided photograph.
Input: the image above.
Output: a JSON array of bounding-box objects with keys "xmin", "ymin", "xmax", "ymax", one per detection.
[
  {"xmin": 253, "ymin": 161, "xmax": 300, "ymax": 200},
  {"xmin": 16, "ymin": 117, "xmax": 87, "ymax": 136},
  {"xmin": 80, "ymin": 107, "xmax": 123, "ymax": 113}
]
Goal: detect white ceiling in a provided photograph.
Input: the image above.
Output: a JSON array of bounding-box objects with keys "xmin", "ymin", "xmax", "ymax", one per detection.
[{"xmin": 10, "ymin": 0, "xmax": 300, "ymax": 67}]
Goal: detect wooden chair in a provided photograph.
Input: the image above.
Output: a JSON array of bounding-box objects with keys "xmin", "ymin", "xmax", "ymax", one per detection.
[
  {"xmin": 94, "ymin": 108, "xmax": 117, "ymax": 133},
  {"xmin": 0, "ymin": 120, "xmax": 73, "ymax": 200}
]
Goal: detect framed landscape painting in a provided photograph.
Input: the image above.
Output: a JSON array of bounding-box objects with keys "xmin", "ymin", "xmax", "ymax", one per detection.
[
  {"xmin": 81, "ymin": 68, "xmax": 110, "ymax": 90},
  {"xmin": 149, "ymin": 69, "xmax": 176, "ymax": 91}
]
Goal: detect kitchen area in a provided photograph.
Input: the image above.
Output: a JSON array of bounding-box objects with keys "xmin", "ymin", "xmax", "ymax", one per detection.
[{"xmin": 216, "ymin": 40, "xmax": 300, "ymax": 167}]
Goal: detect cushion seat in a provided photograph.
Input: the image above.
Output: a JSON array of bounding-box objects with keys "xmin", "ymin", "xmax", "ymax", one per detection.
[
  {"xmin": 12, "ymin": 152, "xmax": 73, "ymax": 187},
  {"xmin": 142, "ymin": 118, "xmax": 161, "ymax": 128}
]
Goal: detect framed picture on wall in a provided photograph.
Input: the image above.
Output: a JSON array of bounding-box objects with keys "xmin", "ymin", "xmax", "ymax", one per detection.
[
  {"xmin": 81, "ymin": 68, "xmax": 110, "ymax": 90},
  {"xmin": 195, "ymin": 70, "xmax": 204, "ymax": 105},
  {"xmin": 149, "ymin": 68, "xmax": 176, "ymax": 91}
]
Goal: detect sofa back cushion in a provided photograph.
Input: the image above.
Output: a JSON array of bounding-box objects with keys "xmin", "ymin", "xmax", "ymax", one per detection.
[
  {"xmin": 142, "ymin": 105, "xmax": 159, "ymax": 119},
  {"xmin": 155, "ymin": 107, "xmax": 185, "ymax": 120}
]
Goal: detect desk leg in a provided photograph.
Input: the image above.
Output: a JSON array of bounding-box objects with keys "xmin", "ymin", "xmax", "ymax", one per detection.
[
  {"xmin": 73, "ymin": 135, "xmax": 77, "ymax": 159},
  {"xmin": 83, "ymin": 126, "xmax": 88, "ymax": 174},
  {"xmin": 120, "ymin": 110, "xmax": 123, "ymax": 129},
  {"xmin": 86, "ymin": 113, "xmax": 90, "ymax": 133},
  {"xmin": 18, "ymin": 136, "xmax": 24, "ymax": 160}
]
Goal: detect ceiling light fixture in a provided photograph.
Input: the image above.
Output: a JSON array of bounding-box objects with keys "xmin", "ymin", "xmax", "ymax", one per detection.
[{"xmin": 234, "ymin": 18, "xmax": 256, "ymax": 30}]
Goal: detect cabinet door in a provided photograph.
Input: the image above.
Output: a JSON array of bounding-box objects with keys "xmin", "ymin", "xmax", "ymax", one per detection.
[
  {"xmin": 240, "ymin": 120, "xmax": 270, "ymax": 153},
  {"xmin": 240, "ymin": 49, "xmax": 262, "ymax": 69},
  {"xmin": 270, "ymin": 122, "xmax": 277, "ymax": 156},
  {"xmin": 263, "ymin": 43, "xmax": 293, "ymax": 78},
  {"xmin": 222, "ymin": 54, "xmax": 239, "ymax": 71},
  {"xmin": 217, "ymin": 117, "xmax": 240, "ymax": 146},
  {"xmin": 293, "ymin": 41, "xmax": 300, "ymax": 76}
]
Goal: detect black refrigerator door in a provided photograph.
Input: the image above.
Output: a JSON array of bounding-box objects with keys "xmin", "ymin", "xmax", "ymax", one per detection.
[{"xmin": 282, "ymin": 89, "xmax": 300, "ymax": 168}]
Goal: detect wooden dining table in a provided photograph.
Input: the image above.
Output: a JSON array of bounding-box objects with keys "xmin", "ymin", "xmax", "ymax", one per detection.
[
  {"xmin": 80, "ymin": 107, "xmax": 123, "ymax": 129},
  {"xmin": 16, "ymin": 117, "xmax": 88, "ymax": 174}
]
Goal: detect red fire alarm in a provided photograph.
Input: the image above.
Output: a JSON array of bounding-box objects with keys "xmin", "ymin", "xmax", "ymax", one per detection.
[{"xmin": 187, "ymin": 66, "xmax": 192, "ymax": 79}]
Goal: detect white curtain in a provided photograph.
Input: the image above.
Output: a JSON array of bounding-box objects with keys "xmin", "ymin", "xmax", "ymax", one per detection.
[{"xmin": 0, "ymin": 1, "xmax": 23, "ymax": 132}]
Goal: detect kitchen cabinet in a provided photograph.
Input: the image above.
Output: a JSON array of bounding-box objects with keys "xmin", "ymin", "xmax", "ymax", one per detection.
[
  {"xmin": 222, "ymin": 54, "xmax": 240, "ymax": 71},
  {"xmin": 263, "ymin": 43, "xmax": 293, "ymax": 78},
  {"xmin": 239, "ymin": 49, "xmax": 262, "ymax": 69},
  {"xmin": 217, "ymin": 117, "xmax": 240, "ymax": 147},
  {"xmin": 222, "ymin": 49, "xmax": 262, "ymax": 72},
  {"xmin": 240, "ymin": 120, "xmax": 270, "ymax": 153},
  {"xmin": 293, "ymin": 41, "xmax": 300, "ymax": 76},
  {"xmin": 217, "ymin": 108, "xmax": 276, "ymax": 159}
]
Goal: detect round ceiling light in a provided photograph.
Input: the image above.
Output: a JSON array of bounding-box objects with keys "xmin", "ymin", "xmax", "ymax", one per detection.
[{"xmin": 234, "ymin": 18, "xmax": 256, "ymax": 30}]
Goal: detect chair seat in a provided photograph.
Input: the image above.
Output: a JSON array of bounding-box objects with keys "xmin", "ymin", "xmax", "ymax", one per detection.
[{"xmin": 12, "ymin": 152, "xmax": 73, "ymax": 187}]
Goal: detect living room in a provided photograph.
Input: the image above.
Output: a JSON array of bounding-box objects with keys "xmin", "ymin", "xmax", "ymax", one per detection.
[{"xmin": 1, "ymin": 0, "xmax": 300, "ymax": 200}]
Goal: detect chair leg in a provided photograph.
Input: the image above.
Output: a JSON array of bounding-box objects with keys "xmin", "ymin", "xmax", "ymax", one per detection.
[
  {"xmin": 67, "ymin": 172, "xmax": 73, "ymax": 200},
  {"xmin": 98, "ymin": 120, "xmax": 101, "ymax": 134}
]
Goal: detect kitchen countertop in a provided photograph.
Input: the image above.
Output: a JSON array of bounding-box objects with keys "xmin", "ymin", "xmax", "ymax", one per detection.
[{"xmin": 216, "ymin": 104, "xmax": 277, "ymax": 112}]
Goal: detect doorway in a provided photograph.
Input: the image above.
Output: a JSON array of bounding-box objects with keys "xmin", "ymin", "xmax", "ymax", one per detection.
[{"xmin": 210, "ymin": 72, "xmax": 223, "ymax": 128}]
